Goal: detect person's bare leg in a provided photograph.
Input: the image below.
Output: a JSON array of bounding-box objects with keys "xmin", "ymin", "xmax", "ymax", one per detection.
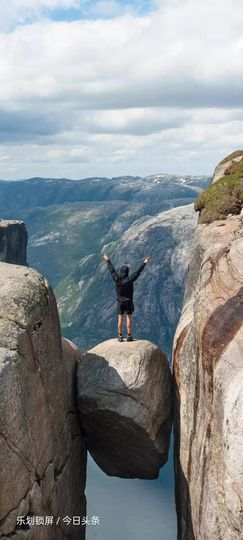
[
  {"xmin": 126, "ymin": 314, "xmax": 132, "ymax": 336},
  {"xmin": 118, "ymin": 314, "xmax": 123, "ymax": 335}
]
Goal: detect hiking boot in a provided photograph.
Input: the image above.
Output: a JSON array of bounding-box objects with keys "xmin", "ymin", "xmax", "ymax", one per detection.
[
  {"xmin": 118, "ymin": 335, "xmax": 124, "ymax": 342},
  {"xmin": 127, "ymin": 335, "xmax": 134, "ymax": 342}
]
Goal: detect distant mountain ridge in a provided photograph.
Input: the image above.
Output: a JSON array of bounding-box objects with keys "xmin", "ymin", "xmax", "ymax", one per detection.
[
  {"xmin": 0, "ymin": 173, "xmax": 210, "ymax": 210},
  {"xmin": 0, "ymin": 173, "xmax": 211, "ymax": 353}
]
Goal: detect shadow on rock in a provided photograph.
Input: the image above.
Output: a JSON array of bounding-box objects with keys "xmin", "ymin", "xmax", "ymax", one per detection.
[{"xmin": 77, "ymin": 338, "xmax": 173, "ymax": 479}]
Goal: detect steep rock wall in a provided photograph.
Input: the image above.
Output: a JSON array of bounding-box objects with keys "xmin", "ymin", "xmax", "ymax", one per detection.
[
  {"xmin": 0, "ymin": 263, "xmax": 87, "ymax": 539},
  {"xmin": 0, "ymin": 220, "xmax": 27, "ymax": 265},
  {"xmin": 173, "ymin": 214, "xmax": 243, "ymax": 539}
]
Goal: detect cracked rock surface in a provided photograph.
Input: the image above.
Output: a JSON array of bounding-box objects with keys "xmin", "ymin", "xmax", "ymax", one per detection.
[
  {"xmin": 0, "ymin": 263, "xmax": 87, "ymax": 539},
  {"xmin": 173, "ymin": 215, "xmax": 243, "ymax": 539},
  {"xmin": 77, "ymin": 338, "xmax": 172, "ymax": 479}
]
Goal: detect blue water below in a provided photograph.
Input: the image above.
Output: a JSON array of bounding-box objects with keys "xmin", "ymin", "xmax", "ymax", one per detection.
[{"xmin": 85, "ymin": 442, "xmax": 177, "ymax": 540}]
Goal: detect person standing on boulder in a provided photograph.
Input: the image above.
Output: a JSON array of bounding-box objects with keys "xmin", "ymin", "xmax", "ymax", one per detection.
[{"xmin": 102, "ymin": 254, "xmax": 151, "ymax": 342}]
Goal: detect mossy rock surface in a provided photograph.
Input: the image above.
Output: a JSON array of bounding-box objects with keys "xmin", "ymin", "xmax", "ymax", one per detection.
[
  {"xmin": 195, "ymin": 151, "xmax": 243, "ymax": 223},
  {"xmin": 219, "ymin": 149, "xmax": 243, "ymax": 165}
]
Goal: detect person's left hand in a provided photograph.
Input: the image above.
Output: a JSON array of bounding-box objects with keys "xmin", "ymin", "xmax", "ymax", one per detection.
[{"xmin": 103, "ymin": 254, "xmax": 109, "ymax": 261}]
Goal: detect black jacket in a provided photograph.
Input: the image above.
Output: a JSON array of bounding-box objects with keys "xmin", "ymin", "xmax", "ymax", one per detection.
[{"xmin": 107, "ymin": 259, "xmax": 145, "ymax": 303}]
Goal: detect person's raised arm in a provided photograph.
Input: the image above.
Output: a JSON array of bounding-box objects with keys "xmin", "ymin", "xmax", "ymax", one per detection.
[
  {"xmin": 102, "ymin": 254, "xmax": 120, "ymax": 283},
  {"xmin": 130, "ymin": 257, "xmax": 151, "ymax": 282}
]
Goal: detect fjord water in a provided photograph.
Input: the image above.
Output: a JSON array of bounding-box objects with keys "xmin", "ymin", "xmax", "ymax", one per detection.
[{"xmin": 86, "ymin": 441, "xmax": 176, "ymax": 540}]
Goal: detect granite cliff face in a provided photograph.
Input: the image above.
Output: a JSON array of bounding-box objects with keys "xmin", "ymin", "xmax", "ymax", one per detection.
[
  {"xmin": 0, "ymin": 263, "xmax": 87, "ymax": 539},
  {"xmin": 0, "ymin": 220, "xmax": 27, "ymax": 265},
  {"xmin": 173, "ymin": 155, "xmax": 243, "ymax": 539},
  {"xmin": 77, "ymin": 339, "xmax": 172, "ymax": 479}
]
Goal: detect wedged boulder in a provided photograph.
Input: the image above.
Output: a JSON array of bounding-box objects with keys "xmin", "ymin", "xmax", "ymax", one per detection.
[
  {"xmin": 77, "ymin": 338, "xmax": 173, "ymax": 479},
  {"xmin": 0, "ymin": 263, "xmax": 87, "ymax": 539}
]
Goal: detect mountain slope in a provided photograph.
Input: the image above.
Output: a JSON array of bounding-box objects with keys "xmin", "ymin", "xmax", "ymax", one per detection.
[
  {"xmin": 0, "ymin": 173, "xmax": 210, "ymax": 354},
  {"xmin": 57, "ymin": 204, "xmax": 198, "ymax": 356}
]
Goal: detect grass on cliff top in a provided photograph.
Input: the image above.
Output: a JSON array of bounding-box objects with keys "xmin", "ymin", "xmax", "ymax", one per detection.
[
  {"xmin": 194, "ymin": 153, "xmax": 243, "ymax": 223},
  {"xmin": 219, "ymin": 149, "xmax": 243, "ymax": 165}
]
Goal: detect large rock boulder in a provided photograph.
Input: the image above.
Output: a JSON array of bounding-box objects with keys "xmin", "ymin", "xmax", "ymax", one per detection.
[
  {"xmin": 173, "ymin": 214, "xmax": 243, "ymax": 539},
  {"xmin": 0, "ymin": 219, "xmax": 27, "ymax": 265},
  {"xmin": 0, "ymin": 263, "xmax": 87, "ymax": 539},
  {"xmin": 77, "ymin": 339, "xmax": 172, "ymax": 479}
]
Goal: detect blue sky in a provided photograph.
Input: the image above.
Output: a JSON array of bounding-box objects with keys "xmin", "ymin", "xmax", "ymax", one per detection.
[
  {"xmin": 52, "ymin": 1, "xmax": 155, "ymax": 21},
  {"xmin": 2, "ymin": 0, "xmax": 156, "ymax": 30},
  {"xmin": 0, "ymin": 0, "xmax": 243, "ymax": 180}
]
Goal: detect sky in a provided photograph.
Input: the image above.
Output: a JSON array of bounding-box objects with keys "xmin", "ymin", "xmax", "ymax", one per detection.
[{"xmin": 0, "ymin": 0, "xmax": 243, "ymax": 180}]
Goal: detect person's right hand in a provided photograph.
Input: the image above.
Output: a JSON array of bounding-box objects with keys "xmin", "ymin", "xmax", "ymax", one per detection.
[
  {"xmin": 103, "ymin": 254, "xmax": 110, "ymax": 261},
  {"xmin": 144, "ymin": 257, "xmax": 151, "ymax": 264}
]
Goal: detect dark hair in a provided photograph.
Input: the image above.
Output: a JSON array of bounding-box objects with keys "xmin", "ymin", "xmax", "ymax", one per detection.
[{"xmin": 119, "ymin": 265, "xmax": 129, "ymax": 278}]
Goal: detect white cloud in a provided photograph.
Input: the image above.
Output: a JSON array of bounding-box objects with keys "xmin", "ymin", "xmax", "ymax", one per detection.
[{"xmin": 0, "ymin": 0, "xmax": 243, "ymax": 179}]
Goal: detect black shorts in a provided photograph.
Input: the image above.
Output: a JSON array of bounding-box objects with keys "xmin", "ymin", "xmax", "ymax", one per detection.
[{"xmin": 117, "ymin": 301, "xmax": 134, "ymax": 315}]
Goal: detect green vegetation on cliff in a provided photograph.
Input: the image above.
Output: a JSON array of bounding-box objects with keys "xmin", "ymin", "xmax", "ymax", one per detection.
[
  {"xmin": 219, "ymin": 149, "xmax": 243, "ymax": 165},
  {"xmin": 195, "ymin": 152, "xmax": 243, "ymax": 223}
]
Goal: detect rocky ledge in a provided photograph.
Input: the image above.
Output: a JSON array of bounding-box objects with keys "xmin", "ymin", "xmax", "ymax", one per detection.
[
  {"xmin": 0, "ymin": 220, "xmax": 28, "ymax": 265},
  {"xmin": 77, "ymin": 338, "xmax": 173, "ymax": 479}
]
